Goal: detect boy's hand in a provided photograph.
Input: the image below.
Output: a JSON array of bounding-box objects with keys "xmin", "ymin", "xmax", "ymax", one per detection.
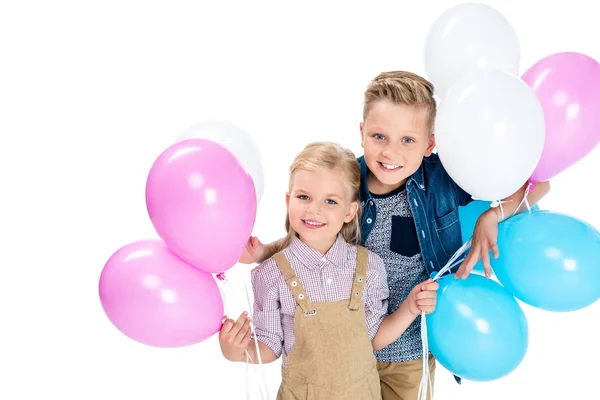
[
  {"xmin": 238, "ymin": 236, "xmax": 265, "ymax": 264},
  {"xmin": 219, "ymin": 312, "xmax": 252, "ymax": 361},
  {"xmin": 407, "ymin": 279, "xmax": 439, "ymax": 316},
  {"xmin": 455, "ymin": 209, "xmax": 499, "ymax": 279}
]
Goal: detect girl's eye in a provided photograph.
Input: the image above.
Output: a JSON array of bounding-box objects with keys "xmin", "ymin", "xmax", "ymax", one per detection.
[{"xmin": 325, "ymin": 199, "xmax": 338, "ymax": 205}]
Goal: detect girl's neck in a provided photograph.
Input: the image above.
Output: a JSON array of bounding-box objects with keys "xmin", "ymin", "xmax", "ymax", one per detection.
[{"xmin": 298, "ymin": 234, "xmax": 338, "ymax": 255}]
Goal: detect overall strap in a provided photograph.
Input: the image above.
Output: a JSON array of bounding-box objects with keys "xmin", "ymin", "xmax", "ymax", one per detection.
[{"xmin": 272, "ymin": 252, "xmax": 316, "ymax": 314}]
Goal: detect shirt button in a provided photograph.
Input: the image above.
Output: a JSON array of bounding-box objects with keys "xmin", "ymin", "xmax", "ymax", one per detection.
[
  {"xmin": 321, "ymin": 257, "xmax": 327, "ymax": 263},
  {"xmin": 326, "ymin": 278, "xmax": 332, "ymax": 285},
  {"xmin": 366, "ymin": 218, "xmax": 372, "ymax": 224}
]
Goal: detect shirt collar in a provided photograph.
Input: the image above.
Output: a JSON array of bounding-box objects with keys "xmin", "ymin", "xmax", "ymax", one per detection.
[{"xmin": 288, "ymin": 234, "xmax": 349, "ymax": 270}]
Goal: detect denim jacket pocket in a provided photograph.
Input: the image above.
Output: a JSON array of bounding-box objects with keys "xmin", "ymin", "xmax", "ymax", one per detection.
[{"xmin": 433, "ymin": 208, "xmax": 461, "ymax": 256}]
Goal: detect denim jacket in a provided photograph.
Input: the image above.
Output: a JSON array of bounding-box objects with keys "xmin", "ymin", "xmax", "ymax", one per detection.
[{"xmin": 358, "ymin": 153, "xmax": 472, "ymax": 276}]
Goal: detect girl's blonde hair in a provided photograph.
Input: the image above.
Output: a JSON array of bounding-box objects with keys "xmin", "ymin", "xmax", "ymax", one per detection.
[
  {"xmin": 263, "ymin": 141, "xmax": 362, "ymax": 260},
  {"xmin": 363, "ymin": 71, "xmax": 437, "ymax": 135}
]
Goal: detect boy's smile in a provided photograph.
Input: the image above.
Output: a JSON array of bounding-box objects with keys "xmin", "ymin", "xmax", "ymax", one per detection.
[{"xmin": 361, "ymin": 101, "xmax": 435, "ymax": 195}]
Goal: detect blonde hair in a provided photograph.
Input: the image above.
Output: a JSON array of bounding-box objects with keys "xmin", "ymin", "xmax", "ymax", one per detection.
[
  {"xmin": 363, "ymin": 71, "xmax": 437, "ymax": 135},
  {"xmin": 263, "ymin": 141, "xmax": 362, "ymax": 260}
]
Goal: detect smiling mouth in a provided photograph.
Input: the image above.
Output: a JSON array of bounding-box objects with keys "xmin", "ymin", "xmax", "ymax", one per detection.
[
  {"xmin": 378, "ymin": 161, "xmax": 402, "ymax": 171},
  {"xmin": 302, "ymin": 219, "xmax": 325, "ymax": 229}
]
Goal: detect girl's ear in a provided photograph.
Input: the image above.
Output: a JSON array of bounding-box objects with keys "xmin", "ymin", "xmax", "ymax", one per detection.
[{"xmin": 344, "ymin": 201, "xmax": 359, "ymax": 223}]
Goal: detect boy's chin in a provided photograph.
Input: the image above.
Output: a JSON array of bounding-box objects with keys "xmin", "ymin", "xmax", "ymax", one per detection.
[{"xmin": 373, "ymin": 170, "xmax": 408, "ymax": 187}]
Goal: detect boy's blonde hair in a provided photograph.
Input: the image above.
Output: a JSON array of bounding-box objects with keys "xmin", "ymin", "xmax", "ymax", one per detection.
[
  {"xmin": 363, "ymin": 71, "xmax": 437, "ymax": 135},
  {"xmin": 262, "ymin": 141, "xmax": 362, "ymax": 260}
]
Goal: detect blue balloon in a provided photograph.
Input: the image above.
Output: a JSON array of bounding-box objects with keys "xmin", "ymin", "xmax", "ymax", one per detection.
[
  {"xmin": 493, "ymin": 210, "xmax": 600, "ymax": 312},
  {"xmin": 458, "ymin": 201, "xmax": 540, "ymax": 275},
  {"xmin": 427, "ymin": 274, "xmax": 528, "ymax": 381}
]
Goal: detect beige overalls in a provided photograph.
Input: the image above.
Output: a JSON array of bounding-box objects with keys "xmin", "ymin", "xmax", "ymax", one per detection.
[{"xmin": 272, "ymin": 246, "xmax": 382, "ymax": 400}]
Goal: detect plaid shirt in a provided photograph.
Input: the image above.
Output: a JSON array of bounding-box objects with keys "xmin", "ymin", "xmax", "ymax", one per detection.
[{"xmin": 251, "ymin": 234, "xmax": 389, "ymax": 367}]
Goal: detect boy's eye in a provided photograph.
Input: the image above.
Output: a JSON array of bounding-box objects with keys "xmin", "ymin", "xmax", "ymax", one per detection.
[
  {"xmin": 403, "ymin": 137, "xmax": 415, "ymax": 144},
  {"xmin": 374, "ymin": 134, "xmax": 385, "ymax": 140},
  {"xmin": 325, "ymin": 199, "xmax": 338, "ymax": 205},
  {"xmin": 298, "ymin": 195, "xmax": 309, "ymax": 200}
]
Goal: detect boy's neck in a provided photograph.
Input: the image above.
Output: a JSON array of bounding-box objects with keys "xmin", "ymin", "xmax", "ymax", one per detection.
[{"xmin": 367, "ymin": 170, "xmax": 407, "ymax": 195}]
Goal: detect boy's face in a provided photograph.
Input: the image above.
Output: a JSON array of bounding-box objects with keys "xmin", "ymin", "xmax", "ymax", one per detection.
[
  {"xmin": 286, "ymin": 168, "xmax": 358, "ymax": 252},
  {"xmin": 360, "ymin": 101, "xmax": 435, "ymax": 194}
]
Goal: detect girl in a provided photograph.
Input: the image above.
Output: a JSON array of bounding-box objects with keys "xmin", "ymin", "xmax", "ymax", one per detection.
[{"xmin": 219, "ymin": 142, "xmax": 438, "ymax": 400}]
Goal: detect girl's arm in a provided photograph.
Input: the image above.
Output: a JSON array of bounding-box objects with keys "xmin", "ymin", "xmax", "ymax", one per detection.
[
  {"xmin": 371, "ymin": 301, "xmax": 418, "ymax": 351},
  {"xmin": 364, "ymin": 250, "xmax": 439, "ymax": 352},
  {"xmin": 219, "ymin": 260, "xmax": 285, "ymax": 363}
]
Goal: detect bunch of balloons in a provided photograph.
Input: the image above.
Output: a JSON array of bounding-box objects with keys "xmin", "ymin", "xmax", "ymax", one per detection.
[
  {"xmin": 423, "ymin": 3, "xmax": 600, "ymax": 382},
  {"xmin": 98, "ymin": 121, "xmax": 263, "ymax": 348}
]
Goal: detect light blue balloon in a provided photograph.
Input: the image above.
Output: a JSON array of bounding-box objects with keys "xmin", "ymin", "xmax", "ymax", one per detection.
[
  {"xmin": 458, "ymin": 201, "xmax": 540, "ymax": 275},
  {"xmin": 493, "ymin": 210, "xmax": 600, "ymax": 312},
  {"xmin": 427, "ymin": 274, "xmax": 528, "ymax": 381}
]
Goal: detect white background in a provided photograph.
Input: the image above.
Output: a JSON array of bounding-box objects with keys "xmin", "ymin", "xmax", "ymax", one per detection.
[{"xmin": 1, "ymin": 1, "xmax": 598, "ymax": 399}]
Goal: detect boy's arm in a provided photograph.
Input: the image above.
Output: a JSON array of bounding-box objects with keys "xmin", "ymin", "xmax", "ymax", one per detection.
[
  {"xmin": 455, "ymin": 180, "xmax": 551, "ymax": 278},
  {"xmin": 239, "ymin": 237, "xmax": 286, "ymax": 264},
  {"xmin": 488, "ymin": 180, "xmax": 550, "ymax": 222}
]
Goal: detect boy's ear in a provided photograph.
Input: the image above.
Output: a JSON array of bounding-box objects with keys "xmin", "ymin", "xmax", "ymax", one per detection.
[
  {"xmin": 360, "ymin": 122, "xmax": 365, "ymax": 148},
  {"xmin": 286, "ymin": 193, "xmax": 290, "ymax": 208},
  {"xmin": 425, "ymin": 134, "xmax": 436, "ymax": 156}
]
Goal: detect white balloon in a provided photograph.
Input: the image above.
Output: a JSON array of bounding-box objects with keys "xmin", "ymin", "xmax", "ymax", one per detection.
[
  {"xmin": 425, "ymin": 3, "xmax": 520, "ymax": 98},
  {"xmin": 177, "ymin": 120, "xmax": 264, "ymax": 204},
  {"xmin": 435, "ymin": 69, "xmax": 545, "ymax": 201}
]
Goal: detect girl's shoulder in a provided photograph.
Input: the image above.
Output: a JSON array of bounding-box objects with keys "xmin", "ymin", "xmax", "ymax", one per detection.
[{"xmin": 250, "ymin": 247, "xmax": 294, "ymax": 286}]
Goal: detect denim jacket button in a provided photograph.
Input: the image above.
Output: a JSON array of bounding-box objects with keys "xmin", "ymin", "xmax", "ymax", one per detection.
[{"xmin": 366, "ymin": 218, "xmax": 373, "ymax": 224}]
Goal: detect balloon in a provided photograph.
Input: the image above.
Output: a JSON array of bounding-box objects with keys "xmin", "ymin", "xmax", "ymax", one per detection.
[
  {"xmin": 493, "ymin": 210, "xmax": 600, "ymax": 312},
  {"xmin": 177, "ymin": 120, "xmax": 265, "ymax": 204},
  {"xmin": 425, "ymin": 3, "xmax": 520, "ymax": 98},
  {"xmin": 427, "ymin": 274, "xmax": 528, "ymax": 381},
  {"xmin": 522, "ymin": 52, "xmax": 600, "ymax": 182},
  {"xmin": 435, "ymin": 69, "xmax": 545, "ymax": 201},
  {"xmin": 146, "ymin": 138, "xmax": 257, "ymax": 273},
  {"xmin": 99, "ymin": 240, "xmax": 224, "ymax": 348}
]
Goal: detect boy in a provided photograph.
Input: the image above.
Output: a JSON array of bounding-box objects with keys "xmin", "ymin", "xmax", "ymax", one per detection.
[{"xmin": 241, "ymin": 71, "xmax": 550, "ymax": 399}]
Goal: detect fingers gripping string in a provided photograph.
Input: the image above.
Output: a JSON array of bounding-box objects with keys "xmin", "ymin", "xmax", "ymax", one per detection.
[
  {"xmin": 217, "ymin": 273, "xmax": 269, "ymax": 400},
  {"xmin": 418, "ymin": 240, "xmax": 472, "ymax": 400}
]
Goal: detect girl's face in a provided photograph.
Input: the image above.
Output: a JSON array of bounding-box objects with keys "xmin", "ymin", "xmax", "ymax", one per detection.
[{"xmin": 286, "ymin": 168, "xmax": 358, "ymax": 253}]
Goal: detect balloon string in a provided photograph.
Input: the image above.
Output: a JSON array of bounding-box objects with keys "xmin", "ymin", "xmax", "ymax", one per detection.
[
  {"xmin": 512, "ymin": 182, "xmax": 533, "ymax": 217},
  {"xmin": 217, "ymin": 273, "xmax": 269, "ymax": 400},
  {"xmin": 244, "ymin": 282, "xmax": 270, "ymax": 400},
  {"xmin": 418, "ymin": 239, "xmax": 471, "ymax": 400}
]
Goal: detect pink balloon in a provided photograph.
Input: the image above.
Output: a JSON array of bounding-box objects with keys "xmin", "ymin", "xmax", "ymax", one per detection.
[
  {"xmin": 522, "ymin": 52, "xmax": 600, "ymax": 182},
  {"xmin": 99, "ymin": 240, "xmax": 224, "ymax": 348},
  {"xmin": 146, "ymin": 138, "xmax": 257, "ymax": 273}
]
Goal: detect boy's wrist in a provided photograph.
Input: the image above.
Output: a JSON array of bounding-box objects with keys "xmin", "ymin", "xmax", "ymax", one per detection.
[{"xmin": 482, "ymin": 208, "xmax": 501, "ymax": 224}]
